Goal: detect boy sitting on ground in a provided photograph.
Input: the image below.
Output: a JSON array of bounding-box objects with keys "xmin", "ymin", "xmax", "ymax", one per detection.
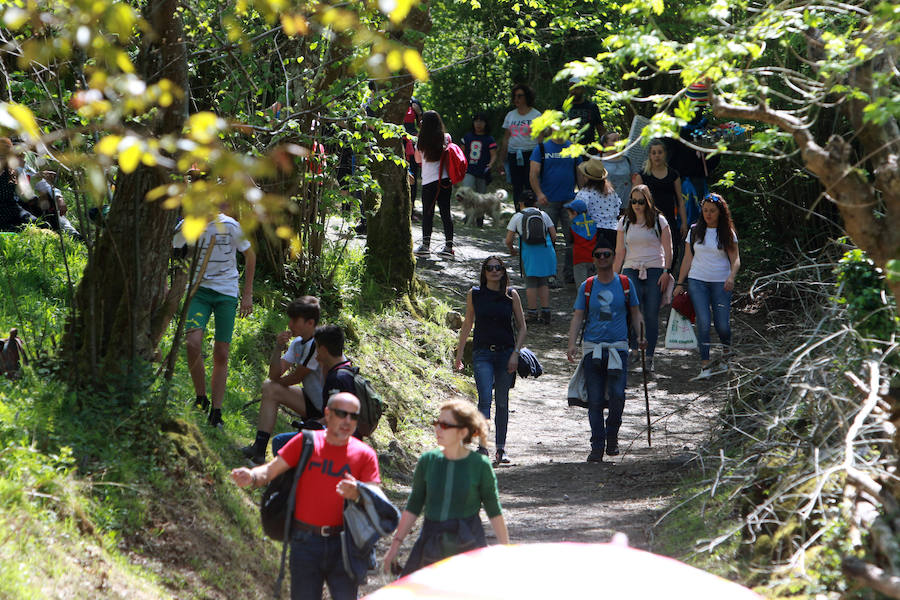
[
  {"xmin": 268, "ymin": 324, "xmax": 360, "ymax": 455},
  {"xmin": 240, "ymin": 296, "xmax": 322, "ymax": 464}
]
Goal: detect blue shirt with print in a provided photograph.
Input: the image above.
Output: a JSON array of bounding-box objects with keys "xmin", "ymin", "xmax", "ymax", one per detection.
[
  {"xmin": 530, "ymin": 140, "xmax": 581, "ymax": 203},
  {"xmin": 573, "ymin": 275, "xmax": 639, "ymax": 343}
]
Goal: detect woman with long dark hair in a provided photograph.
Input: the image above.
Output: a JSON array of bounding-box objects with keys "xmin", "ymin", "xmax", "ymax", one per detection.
[
  {"xmin": 499, "ymin": 84, "xmax": 540, "ymax": 211},
  {"xmin": 382, "ymin": 399, "xmax": 509, "ymax": 576},
  {"xmin": 674, "ymin": 193, "xmax": 741, "ymax": 379},
  {"xmin": 454, "ymin": 256, "xmax": 527, "ymax": 465},
  {"xmin": 613, "ymin": 184, "xmax": 673, "ymax": 371},
  {"xmin": 414, "ymin": 110, "xmax": 455, "ymax": 258}
]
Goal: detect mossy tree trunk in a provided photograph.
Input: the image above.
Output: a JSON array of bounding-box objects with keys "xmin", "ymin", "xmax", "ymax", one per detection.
[
  {"xmin": 62, "ymin": 0, "xmax": 189, "ymax": 389},
  {"xmin": 366, "ymin": 7, "xmax": 431, "ymax": 296}
]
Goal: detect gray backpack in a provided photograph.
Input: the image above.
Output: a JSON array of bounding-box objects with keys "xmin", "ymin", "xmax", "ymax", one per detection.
[{"xmin": 522, "ymin": 208, "xmax": 548, "ymax": 246}]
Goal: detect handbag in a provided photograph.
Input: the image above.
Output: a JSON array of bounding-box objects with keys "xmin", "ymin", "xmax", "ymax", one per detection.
[{"xmin": 671, "ymin": 290, "xmax": 696, "ymax": 323}]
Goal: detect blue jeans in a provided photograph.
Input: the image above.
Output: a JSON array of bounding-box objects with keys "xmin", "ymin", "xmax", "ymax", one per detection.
[
  {"xmin": 623, "ymin": 268, "xmax": 662, "ymax": 356},
  {"xmin": 583, "ymin": 349, "xmax": 627, "ymax": 452},
  {"xmin": 687, "ymin": 278, "xmax": 732, "ymax": 361},
  {"xmin": 543, "ymin": 201, "xmax": 573, "ymax": 282},
  {"xmin": 272, "ymin": 432, "xmax": 297, "ymax": 456},
  {"xmin": 290, "ymin": 530, "xmax": 357, "ymax": 600},
  {"xmin": 472, "ymin": 347, "xmax": 514, "ymax": 449}
]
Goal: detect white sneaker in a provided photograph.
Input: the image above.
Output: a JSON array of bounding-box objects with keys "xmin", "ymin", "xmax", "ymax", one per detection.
[
  {"xmin": 693, "ymin": 367, "xmax": 713, "ymax": 381},
  {"xmin": 414, "ymin": 244, "xmax": 430, "ymax": 257}
]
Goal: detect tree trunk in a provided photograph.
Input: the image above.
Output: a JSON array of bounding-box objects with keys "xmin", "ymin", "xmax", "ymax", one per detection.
[
  {"xmin": 366, "ymin": 7, "xmax": 432, "ymax": 295},
  {"xmin": 62, "ymin": 0, "xmax": 189, "ymax": 388}
]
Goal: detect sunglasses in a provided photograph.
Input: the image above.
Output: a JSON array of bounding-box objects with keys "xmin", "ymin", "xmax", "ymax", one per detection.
[
  {"xmin": 593, "ymin": 251, "xmax": 613, "ymax": 259},
  {"xmin": 331, "ymin": 408, "xmax": 360, "ymax": 421},
  {"xmin": 484, "ymin": 264, "xmax": 504, "ymax": 272},
  {"xmin": 432, "ymin": 420, "xmax": 466, "ymax": 430},
  {"xmin": 630, "ymin": 199, "xmax": 646, "ymax": 205},
  {"xmin": 703, "ymin": 194, "xmax": 721, "ymax": 203}
]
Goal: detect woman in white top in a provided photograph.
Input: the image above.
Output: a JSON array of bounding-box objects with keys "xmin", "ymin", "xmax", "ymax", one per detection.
[
  {"xmin": 674, "ymin": 193, "xmax": 741, "ymax": 379},
  {"xmin": 414, "ymin": 110, "xmax": 455, "ymax": 259},
  {"xmin": 577, "ymin": 157, "xmax": 621, "ymax": 235},
  {"xmin": 613, "ymin": 184, "xmax": 673, "ymax": 370},
  {"xmin": 499, "ymin": 84, "xmax": 540, "ymax": 211}
]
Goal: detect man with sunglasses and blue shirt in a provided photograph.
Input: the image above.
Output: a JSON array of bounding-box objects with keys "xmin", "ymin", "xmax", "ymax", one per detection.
[
  {"xmin": 231, "ymin": 390, "xmax": 380, "ymax": 600},
  {"xmin": 566, "ymin": 232, "xmax": 645, "ymax": 463}
]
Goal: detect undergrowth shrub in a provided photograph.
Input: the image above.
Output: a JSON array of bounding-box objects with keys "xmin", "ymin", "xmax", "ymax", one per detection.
[{"xmin": 655, "ymin": 244, "xmax": 898, "ymax": 597}]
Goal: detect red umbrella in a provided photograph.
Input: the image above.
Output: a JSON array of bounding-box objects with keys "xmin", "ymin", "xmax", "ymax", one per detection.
[{"xmin": 364, "ymin": 543, "xmax": 759, "ymax": 599}]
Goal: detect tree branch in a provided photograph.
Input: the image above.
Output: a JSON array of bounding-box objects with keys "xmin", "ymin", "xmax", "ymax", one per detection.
[{"xmin": 843, "ymin": 557, "xmax": 900, "ymax": 599}]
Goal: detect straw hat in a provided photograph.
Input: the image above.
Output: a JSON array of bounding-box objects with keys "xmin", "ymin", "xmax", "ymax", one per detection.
[{"xmin": 577, "ymin": 158, "xmax": 608, "ymax": 181}]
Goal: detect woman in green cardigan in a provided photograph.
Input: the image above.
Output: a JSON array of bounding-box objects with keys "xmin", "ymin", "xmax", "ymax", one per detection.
[{"xmin": 383, "ymin": 399, "xmax": 510, "ymax": 575}]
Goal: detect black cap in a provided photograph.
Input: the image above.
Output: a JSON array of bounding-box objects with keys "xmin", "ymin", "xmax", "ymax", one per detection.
[{"xmin": 593, "ymin": 229, "xmax": 616, "ymax": 251}]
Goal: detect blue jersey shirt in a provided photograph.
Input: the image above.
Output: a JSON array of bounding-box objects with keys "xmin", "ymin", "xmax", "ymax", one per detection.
[
  {"xmin": 530, "ymin": 140, "xmax": 581, "ymax": 203},
  {"xmin": 573, "ymin": 275, "xmax": 639, "ymax": 343}
]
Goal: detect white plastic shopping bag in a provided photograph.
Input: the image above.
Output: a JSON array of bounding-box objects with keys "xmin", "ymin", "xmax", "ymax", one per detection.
[{"xmin": 665, "ymin": 311, "xmax": 698, "ymax": 349}]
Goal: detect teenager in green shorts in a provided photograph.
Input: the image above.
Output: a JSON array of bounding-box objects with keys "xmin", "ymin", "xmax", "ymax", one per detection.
[{"xmin": 173, "ymin": 213, "xmax": 255, "ymax": 428}]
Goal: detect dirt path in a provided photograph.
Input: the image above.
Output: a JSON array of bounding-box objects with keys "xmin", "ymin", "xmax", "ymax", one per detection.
[{"xmin": 407, "ymin": 204, "xmax": 729, "ymax": 551}]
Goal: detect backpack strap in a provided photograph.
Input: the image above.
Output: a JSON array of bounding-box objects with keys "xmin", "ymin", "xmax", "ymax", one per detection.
[
  {"xmin": 538, "ymin": 142, "xmax": 546, "ymax": 177},
  {"xmin": 300, "ymin": 339, "xmax": 316, "ymax": 368},
  {"xmin": 438, "ymin": 148, "xmax": 451, "ymax": 189},
  {"xmin": 618, "ymin": 273, "xmax": 630, "ymax": 297},
  {"xmin": 275, "ymin": 431, "xmax": 316, "ymax": 598},
  {"xmin": 619, "ymin": 274, "xmax": 633, "ymax": 337},
  {"xmin": 579, "ymin": 276, "xmax": 596, "ymax": 343}
]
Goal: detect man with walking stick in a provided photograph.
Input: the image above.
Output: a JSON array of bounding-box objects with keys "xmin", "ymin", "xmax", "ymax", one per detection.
[{"xmin": 566, "ymin": 232, "xmax": 645, "ymax": 462}]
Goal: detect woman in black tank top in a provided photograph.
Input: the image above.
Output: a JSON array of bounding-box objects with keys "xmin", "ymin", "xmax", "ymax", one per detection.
[{"xmin": 454, "ymin": 256, "xmax": 527, "ymax": 465}]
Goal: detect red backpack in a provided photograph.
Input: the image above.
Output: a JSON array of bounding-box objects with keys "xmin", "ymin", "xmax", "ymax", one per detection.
[{"xmin": 439, "ymin": 142, "xmax": 468, "ymax": 186}]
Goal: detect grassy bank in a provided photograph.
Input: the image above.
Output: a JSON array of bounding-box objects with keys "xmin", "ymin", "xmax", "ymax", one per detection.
[{"xmin": 0, "ymin": 230, "xmax": 467, "ymax": 598}]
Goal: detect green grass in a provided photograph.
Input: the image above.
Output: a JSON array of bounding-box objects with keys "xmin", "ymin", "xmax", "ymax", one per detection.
[{"xmin": 0, "ymin": 228, "xmax": 469, "ymax": 598}]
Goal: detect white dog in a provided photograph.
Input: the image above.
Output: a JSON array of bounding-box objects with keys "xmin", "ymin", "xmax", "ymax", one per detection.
[{"xmin": 455, "ymin": 187, "xmax": 508, "ymax": 228}]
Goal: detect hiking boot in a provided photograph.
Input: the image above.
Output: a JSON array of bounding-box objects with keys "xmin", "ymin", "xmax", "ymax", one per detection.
[
  {"xmin": 539, "ymin": 309, "xmax": 551, "ymax": 325},
  {"xmin": 494, "ymin": 449, "xmax": 510, "ymax": 466},
  {"xmin": 477, "ymin": 446, "xmax": 489, "ymax": 457},
  {"xmin": 526, "ymin": 309, "xmax": 539, "ymax": 323},
  {"xmin": 646, "ymin": 356, "xmax": 654, "ymax": 373},
  {"xmin": 587, "ymin": 450, "xmax": 604, "ymax": 463},
  {"xmin": 240, "ymin": 444, "xmax": 266, "ymax": 466},
  {"xmin": 414, "ymin": 244, "xmax": 430, "ymax": 257},
  {"xmin": 437, "ymin": 246, "xmax": 455, "ymax": 259},
  {"xmin": 606, "ymin": 441, "xmax": 620, "ymax": 456}
]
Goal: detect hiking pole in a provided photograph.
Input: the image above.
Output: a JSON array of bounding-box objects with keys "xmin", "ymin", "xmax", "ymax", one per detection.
[{"xmin": 640, "ymin": 321, "xmax": 651, "ymax": 447}]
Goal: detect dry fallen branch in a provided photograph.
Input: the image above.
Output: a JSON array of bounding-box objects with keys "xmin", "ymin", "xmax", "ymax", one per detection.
[{"xmin": 843, "ymin": 557, "xmax": 900, "ymax": 599}]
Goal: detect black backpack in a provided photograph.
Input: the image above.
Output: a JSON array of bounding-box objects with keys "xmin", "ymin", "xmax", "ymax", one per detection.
[
  {"xmin": 261, "ymin": 430, "xmax": 315, "ymax": 598},
  {"xmin": 522, "ymin": 208, "xmax": 549, "ymax": 246},
  {"xmin": 338, "ymin": 365, "xmax": 383, "ymax": 438},
  {"xmin": 260, "ymin": 430, "xmax": 315, "ymax": 541}
]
